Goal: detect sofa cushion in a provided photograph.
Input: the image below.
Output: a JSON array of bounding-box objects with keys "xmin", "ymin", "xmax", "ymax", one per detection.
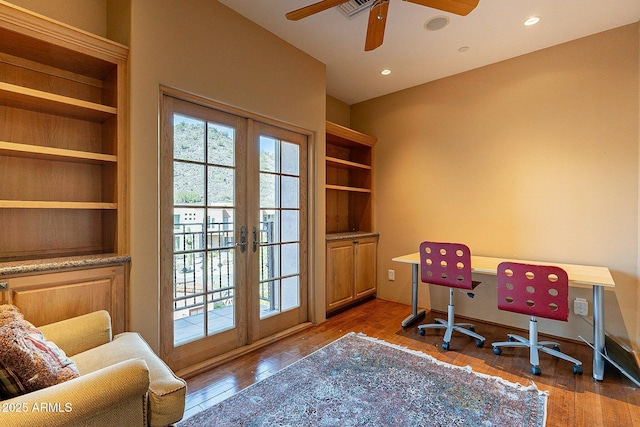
[
  {"xmin": 0, "ymin": 305, "xmax": 79, "ymax": 400},
  {"xmin": 72, "ymin": 331, "xmax": 186, "ymax": 426}
]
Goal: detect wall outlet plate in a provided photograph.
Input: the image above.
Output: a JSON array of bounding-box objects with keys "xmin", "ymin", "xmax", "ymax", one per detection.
[
  {"xmin": 574, "ymin": 298, "xmax": 588, "ymax": 316},
  {"xmin": 388, "ymin": 270, "xmax": 395, "ymax": 281}
]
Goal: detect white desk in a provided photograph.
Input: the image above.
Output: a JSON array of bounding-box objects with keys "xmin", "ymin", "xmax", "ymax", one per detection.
[{"xmin": 392, "ymin": 252, "xmax": 616, "ymax": 381}]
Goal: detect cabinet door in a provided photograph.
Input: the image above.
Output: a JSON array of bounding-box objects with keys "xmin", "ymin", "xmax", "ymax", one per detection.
[
  {"xmin": 354, "ymin": 237, "xmax": 377, "ymax": 298},
  {"xmin": 326, "ymin": 241, "xmax": 355, "ymax": 311},
  {"xmin": 4, "ymin": 265, "xmax": 126, "ymax": 333}
]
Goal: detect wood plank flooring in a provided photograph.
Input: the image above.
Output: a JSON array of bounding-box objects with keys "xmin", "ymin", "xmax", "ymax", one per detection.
[{"xmin": 182, "ymin": 299, "xmax": 640, "ymax": 426}]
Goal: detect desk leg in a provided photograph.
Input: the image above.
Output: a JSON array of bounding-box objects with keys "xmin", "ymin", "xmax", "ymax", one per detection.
[
  {"xmin": 592, "ymin": 285, "xmax": 605, "ymax": 381},
  {"xmin": 401, "ymin": 263, "xmax": 426, "ymax": 328}
]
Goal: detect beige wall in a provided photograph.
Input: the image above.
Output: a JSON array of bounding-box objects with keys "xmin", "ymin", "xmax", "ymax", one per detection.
[
  {"xmin": 351, "ymin": 23, "xmax": 640, "ymax": 350},
  {"xmin": 127, "ymin": 0, "xmax": 326, "ymax": 350},
  {"xmin": 7, "ymin": 0, "xmax": 107, "ymax": 36},
  {"xmin": 326, "ymin": 95, "xmax": 350, "ymax": 127}
]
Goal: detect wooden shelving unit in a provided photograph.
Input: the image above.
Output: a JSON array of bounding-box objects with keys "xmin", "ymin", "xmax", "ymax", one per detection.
[
  {"xmin": 0, "ymin": 2, "xmax": 129, "ymax": 261},
  {"xmin": 325, "ymin": 121, "xmax": 378, "ymax": 314},
  {"xmin": 325, "ymin": 121, "xmax": 376, "ymax": 233}
]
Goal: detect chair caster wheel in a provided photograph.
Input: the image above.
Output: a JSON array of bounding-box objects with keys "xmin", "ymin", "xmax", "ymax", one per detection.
[
  {"xmin": 442, "ymin": 341, "xmax": 450, "ymax": 351},
  {"xmin": 531, "ymin": 365, "xmax": 542, "ymax": 376},
  {"xmin": 419, "ymin": 328, "xmax": 425, "ymax": 336},
  {"xmin": 469, "ymin": 326, "xmax": 475, "ymax": 333},
  {"xmin": 475, "ymin": 339, "xmax": 484, "ymax": 348},
  {"xmin": 507, "ymin": 336, "xmax": 516, "ymax": 342},
  {"xmin": 573, "ymin": 365, "xmax": 583, "ymax": 375},
  {"xmin": 493, "ymin": 347, "xmax": 502, "ymax": 355},
  {"xmin": 552, "ymin": 345, "xmax": 560, "ymax": 351}
]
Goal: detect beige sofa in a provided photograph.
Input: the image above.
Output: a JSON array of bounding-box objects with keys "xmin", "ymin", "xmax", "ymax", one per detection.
[{"xmin": 3, "ymin": 311, "xmax": 186, "ymax": 427}]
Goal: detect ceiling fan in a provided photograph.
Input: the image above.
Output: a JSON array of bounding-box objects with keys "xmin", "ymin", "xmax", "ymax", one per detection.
[{"xmin": 286, "ymin": 0, "xmax": 479, "ymax": 51}]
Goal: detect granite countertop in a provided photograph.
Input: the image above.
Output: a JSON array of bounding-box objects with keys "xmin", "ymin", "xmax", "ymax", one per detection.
[
  {"xmin": 0, "ymin": 253, "xmax": 131, "ymax": 277},
  {"xmin": 326, "ymin": 231, "xmax": 379, "ymax": 241}
]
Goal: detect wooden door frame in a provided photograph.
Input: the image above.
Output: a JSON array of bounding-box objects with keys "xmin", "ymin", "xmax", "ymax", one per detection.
[{"xmin": 159, "ymin": 85, "xmax": 316, "ymax": 372}]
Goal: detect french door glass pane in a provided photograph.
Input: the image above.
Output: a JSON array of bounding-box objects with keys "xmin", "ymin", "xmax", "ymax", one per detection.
[
  {"xmin": 258, "ymin": 135, "xmax": 301, "ymax": 319},
  {"xmin": 207, "ymin": 208, "xmax": 234, "ymax": 249},
  {"xmin": 173, "ymin": 113, "xmax": 237, "ymax": 346},
  {"xmin": 281, "ymin": 142, "xmax": 299, "ymax": 175},
  {"xmin": 259, "ymin": 136, "xmax": 277, "ymax": 172},
  {"xmin": 207, "ymin": 166, "xmax": 234, "ymax": 204},
  {"xmin": 281, "ymin": 210, "xmax": 299, "ymax": 243},
  {"xmin": 260, "ymin": 209, "xmax": 280, "ymax": 244},
  {"xmin": 174, "ymin": 162, "xmax": 205, "ymax": 205},
  {"xmin": 207, "ymin": 123, "xmax": 235, "ymax": 166},
  {"xmin": 260, "ymin": 173, "xmax": 278, "ymax": 208},
  {"xmin": 281, "ymin": 276, "xmax": 300, "ymax": 311},
  {"xmin": 281, "ymin": 176, "xmax": 299, "ymax": 208},
  {"xmin": 174, "ymin": 114, "xmax": 205, "ymax": 162}
]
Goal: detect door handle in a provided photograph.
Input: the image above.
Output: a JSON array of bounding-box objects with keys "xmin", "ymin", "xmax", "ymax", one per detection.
[
  {"xmin": 252, "ymin": 226, "xmax": 259, "ymax": 252},
  {"xmin": 236, "ymin": 225, "xmax": 247, "ymax": 253}
]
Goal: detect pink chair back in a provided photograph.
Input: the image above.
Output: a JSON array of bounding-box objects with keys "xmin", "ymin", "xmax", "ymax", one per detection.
[
  {"xmin": 420, "ymin": 241, "xmax": 474, "ymax": 291},
  {"xmin": 496, "ymin": 262, "xmax": 569, "ymax": 321}
]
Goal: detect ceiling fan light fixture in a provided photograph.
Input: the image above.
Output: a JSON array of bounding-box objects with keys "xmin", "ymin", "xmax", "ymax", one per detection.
[
  {"xmin": 524, "ymin": 16, "xmax": 541, "ymax": 26},
  {"xmin": 424, "ymin": 16, "xmax": 450, "ymax": 31}
]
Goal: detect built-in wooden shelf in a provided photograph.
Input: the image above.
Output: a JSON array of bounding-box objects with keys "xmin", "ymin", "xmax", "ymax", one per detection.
[
  {"xmin": 0, "ymin": 82, "xmax": 116, "ymax": 121},
  {"xmin": 0, "ymin": 201, "xmax": 117, "ymax": 209},
  {"xmin": 325, "ymin": 184, "xmax": 372, "ymax": 193},
  {"xmin": 325, "ymin": 121, "xmax": 376, "ymax": 234},
  {"xmin": 325, "ymin": 156, "xmax": 372, "ymax": 170},
  {"xmin": 0, "ymin": 2, "xmax": 128, "ymax": 261},
  {"xmin": 0, "ymin": 141, "xmax": 117, "ymax": 164}
]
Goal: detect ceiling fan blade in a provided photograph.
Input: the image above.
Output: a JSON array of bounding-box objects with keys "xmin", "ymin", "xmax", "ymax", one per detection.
[
  {"xmin": 364, "ymin": 0, "xmax": 390, "ymax": 51},
  {"xmin": 404, "ymin": 0, "xmax": 479, "ymax": 16},
  {"xmin": 286, "ymin": 0, "xmax": 350, "ymax": 21}
]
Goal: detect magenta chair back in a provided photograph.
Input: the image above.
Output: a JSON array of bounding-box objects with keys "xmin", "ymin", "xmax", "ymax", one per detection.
[
  {"xmin": 420, "ymin": 241, "xmax": 474, "ymax": 291},
  {"xmin": 496, "ymin": 262, "xmax": 569, "ymax": 321}
]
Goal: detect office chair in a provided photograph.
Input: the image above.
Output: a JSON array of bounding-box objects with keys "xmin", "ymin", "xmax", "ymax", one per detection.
[
  {"xmin": 417, "ymin": 241, "xmax": 485, "ymax": 350},
  {"xmin": 492, "ymin": 261, "xmax": 583, "ymax": 376}
]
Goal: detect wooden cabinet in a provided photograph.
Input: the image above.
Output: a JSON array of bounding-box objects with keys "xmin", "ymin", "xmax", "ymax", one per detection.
[
  {"xmin": 325, "ymin": 121, "xmax": 375, "ymax": 233},
  {"xmin": 0, "ymin": 256, "xmax": 130, "ymax": 333},
  {"xmin": 325, "ymin": 122, "xmax": 378, "ymax": 313},
  {"xmin": 0, "ymin": 3, "xmax": 128, "ymax": 262},
  {"xmin": 326, "ymin": 236, "xmax": 378, "ymax": 313},
  {"xmin": 325, "ymin": 122, "xmax": 378, "ymax": 314}
]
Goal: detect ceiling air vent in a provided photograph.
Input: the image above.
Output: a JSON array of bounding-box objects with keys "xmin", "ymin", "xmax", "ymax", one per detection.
[{"xmin": 337, "ymin": 0, "xmax": 375, "ymax": 18}]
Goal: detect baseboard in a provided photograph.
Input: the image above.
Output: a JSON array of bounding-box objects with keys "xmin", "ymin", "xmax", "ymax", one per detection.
[{"xmin": 326, "ymin": 295, "xmax": 376, "ymax": 318}]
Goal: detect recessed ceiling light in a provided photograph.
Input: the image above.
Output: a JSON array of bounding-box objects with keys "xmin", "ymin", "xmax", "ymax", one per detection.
[
  {"xmin": 424, "ymin": 16, "xmax": 450, "ymax": 31},
  {"xmin": 524, "ymin": 16, "xmax": 541, "ymax": 26},
  {"xmin": 380, "ymin": 69, "xmax": 391, "ymax": 76}
]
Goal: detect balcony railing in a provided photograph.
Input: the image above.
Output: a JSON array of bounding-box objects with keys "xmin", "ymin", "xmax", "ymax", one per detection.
[{"xmin": 172, "ymin": 219, "xmax": 278, "ymax": 342}]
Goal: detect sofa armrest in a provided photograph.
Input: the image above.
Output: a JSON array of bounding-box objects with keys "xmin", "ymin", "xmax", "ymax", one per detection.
[
  {"xmin": 38, "ymin": 311, "xmax": 113, "ymax": 357},
  {"xmin": 2, "ymin": 358, "xmax": 150, "ymax": 427}
]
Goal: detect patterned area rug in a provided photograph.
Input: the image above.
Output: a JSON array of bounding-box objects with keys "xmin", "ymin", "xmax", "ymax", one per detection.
[{"xmin": 180, "ymin": 333, "xmax": 548, "ymax": 426}]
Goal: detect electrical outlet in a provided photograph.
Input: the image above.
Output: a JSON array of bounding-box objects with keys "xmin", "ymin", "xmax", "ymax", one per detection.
[
  {"xmin": 388, "ymin": 269, "xmax": 395, "ymax": 281},
  {"xmin": 574, "ymin": 298, "xmax": 588, "ymax": 316}
]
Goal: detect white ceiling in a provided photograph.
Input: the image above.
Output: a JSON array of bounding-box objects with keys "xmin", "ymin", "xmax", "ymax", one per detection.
[{"xmin": 219, "ymin": 0, "xmax": 640, "ymax": 105}]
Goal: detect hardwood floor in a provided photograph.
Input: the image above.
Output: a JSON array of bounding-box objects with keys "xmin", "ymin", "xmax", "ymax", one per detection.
[{"xmin": 182, "ymin": 299, "xmax": 640, "ymax": 426}]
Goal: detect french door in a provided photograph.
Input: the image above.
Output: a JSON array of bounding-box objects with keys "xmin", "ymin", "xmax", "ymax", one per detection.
[{"xmin": 160, "ymin": 92, "xmax": 308, "ymax": 371}]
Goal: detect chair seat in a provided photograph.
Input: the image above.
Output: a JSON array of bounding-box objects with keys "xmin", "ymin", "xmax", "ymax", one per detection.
[
  {"xmin": 417, "ymin": 241, "xmax": 485, "ymax": 351},
  {"xmin": 492, "ymin": 262, "xmax": 583, "ymax": 376}
]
